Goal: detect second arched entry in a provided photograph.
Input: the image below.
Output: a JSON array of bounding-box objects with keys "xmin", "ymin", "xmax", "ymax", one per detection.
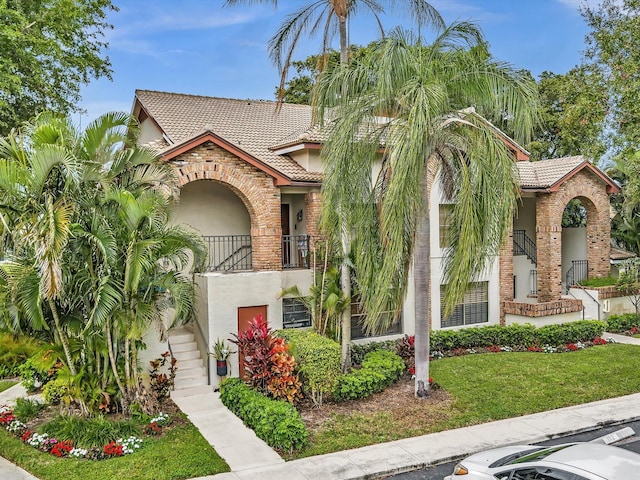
[{"xmin": 535, "ymin": 170, "xmax": 611, "ymax": 302}]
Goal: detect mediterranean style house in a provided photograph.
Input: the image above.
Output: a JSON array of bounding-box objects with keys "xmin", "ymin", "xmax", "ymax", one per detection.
[{"xmin": 131, "ymin": 90, "xmax": 622, "ymax": 389}]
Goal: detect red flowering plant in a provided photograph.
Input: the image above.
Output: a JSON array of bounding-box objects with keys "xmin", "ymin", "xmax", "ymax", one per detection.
[
  {"xmin": 565, "ymin": 343, "xmax": 579, "ymax": 351},
  {"xmin": 527, "ymin": 345, "xmax": 543, "ymax": 352},
  {"xmin": 144, "ymin": 422, "xmax": 161, "ymax": 436},
  {"xmin": 592, "ymin": 337, "xmax": 607, "ymax": 345},
  {"xmin": 487, "ymin": 345, "xmax": 501, "ymax": 353},
  {"xmin": 231, "ymin": 314, "xmax": 302, "ymax": 403},
  {"xmin": 50, "ymin": 440, "xmax": 74, "ymax": 458},
  {"xmin": 103, "ymin": 441, "xmax": 124, "ymax": 457}
]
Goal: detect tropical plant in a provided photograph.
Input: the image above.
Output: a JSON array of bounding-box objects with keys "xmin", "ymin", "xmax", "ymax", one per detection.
[
  {"xmin": 231, "ymin": 314, "xmax": 302, "ymax": 403},
  {"xmin": 224, "ymin": 0, "xmax": 444, "ymax": 372},
  {"xmin": 314, "ymin": 25, "xmax": 537, "ymax": 397},
  {"xmin": 210, "ymin": 338, "xmax": 235, "ymax": 361},
  {"xmin": 0, "ymin": 112, "xmax": 205, "ymax": 412}
]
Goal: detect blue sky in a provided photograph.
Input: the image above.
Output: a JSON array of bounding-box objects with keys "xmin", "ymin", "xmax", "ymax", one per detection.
[{"xmin": 77, "ymin": 0, "xmax": 589, "ymax": 124}]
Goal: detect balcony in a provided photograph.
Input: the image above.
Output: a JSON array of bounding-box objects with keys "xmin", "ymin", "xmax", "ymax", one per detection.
[{"xmin": 202, "ymin": 234, "xmax": 311, "ymax": 272}]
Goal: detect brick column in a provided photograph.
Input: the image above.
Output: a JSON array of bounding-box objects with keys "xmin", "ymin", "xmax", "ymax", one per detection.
[
  {"xmin": 499, "ymin": 225, "xmax": 514, "ymax": 325},
  {"xmin": 305, "ymin": 190, "xmax": 323, "ymax": 251},
  {"xmin": 536, "ymin": 195, "xmax": 563, "ymax": 302}
]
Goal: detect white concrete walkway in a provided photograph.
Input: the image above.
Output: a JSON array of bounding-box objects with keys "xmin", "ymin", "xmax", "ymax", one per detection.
[{"xmin": 170, "ymin": 386, "xmax": 284, "ymax": 472}]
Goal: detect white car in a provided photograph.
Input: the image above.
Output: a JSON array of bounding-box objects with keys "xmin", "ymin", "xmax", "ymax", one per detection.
[{"xmin": 444, "ymin": 440, "xmax": 640, "ymax": 480}]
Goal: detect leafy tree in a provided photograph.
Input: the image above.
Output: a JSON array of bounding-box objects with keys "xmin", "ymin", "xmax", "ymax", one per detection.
[
  {"xmin": 0, "ymin": 0, "xmax": 116, "ymax": 135},
  {"xmin": 617, "ymin": 258, "xmax": 640, "ymax": 315},
  {"xmin": 0, "ymin": 112, "xmax": 205, "ymax": 413},
  {"xmin": 528, "ymin": 66, "xmax": 608, "ymax": 163},
  {"xmin": 315, "ymin": 25, "xmax": 537, "ymax": 397},
  {"xmin": 226, "ymin": 0, "xmax": 444, "ymax": 371},
  {"xmin": 582, "ymin": 0, "xmax": 640, "ymax": 159}
]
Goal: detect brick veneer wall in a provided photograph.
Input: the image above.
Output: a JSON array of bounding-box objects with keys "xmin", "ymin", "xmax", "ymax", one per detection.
[
  {"xmin": 499, "ymin": 226, "xmax": 514, "ymax": 325},
  {"xmin": 171, "ymin": 141, "xmax": 283, "ymax": 271},
  {"xmin": 305, "ymin": 191, "xmax": 323, "ymax": 252},
  {"xmin": 503, "ymin": 298, "xmax": 583, "ymax": 317},
  {"xmin": 535, "ymin": 169, "xmax": 611, "ymax": 302}
]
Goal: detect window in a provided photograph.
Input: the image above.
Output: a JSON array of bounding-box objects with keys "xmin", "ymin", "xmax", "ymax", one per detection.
[
  {"xmin": 350, "ymin": 295, "xmax": 401, "ymax": 340},
  {"xmin": 439, "ymin": 204, "xmax": 454, "ymax": 248},
  {"xmin": 440, "ymin": 282, "xmax": 488, "ymax": 328},
  {"xmin": 282, "ymin": 298, "xmax": 312, "ymax": 329},
  {"xmin": 499, "ymin": 467, "xmax": 588, "ymax": 480}
]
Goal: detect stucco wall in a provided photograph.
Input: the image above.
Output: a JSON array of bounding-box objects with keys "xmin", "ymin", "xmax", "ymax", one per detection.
[
  {"xmin": 200, "ymin": 269, "xmax": 313, "ymax": 387},
  {"xmin": 505, "ymin": 311, "xmax": 583, "ymax": 327},
  {"xmin": 561, "ymin": 227, "xmax": 587, "ymax": 282},
  {"xmin": 514, "ymin": 195, "xmax": 536, "ymax": 238},
  {"xmin": 175, "ymin": 180, "xmax": 251, "ymax": 236},
  {"xmin": 513, "ymin": 255, "xmax": 537, "ymax": 302},
  {"xmin": 139, "ymin": 118, "xmax": 162, "ymax": 146}
]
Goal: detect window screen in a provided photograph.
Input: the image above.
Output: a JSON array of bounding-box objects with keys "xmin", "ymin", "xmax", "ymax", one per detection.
[
  {"xmin": 441, "ymin": 282, "xmax": 489, "ymax": 328},
  {"xmin": 282, "ymin": 298, "xmax": 312, "ymax": 329}
]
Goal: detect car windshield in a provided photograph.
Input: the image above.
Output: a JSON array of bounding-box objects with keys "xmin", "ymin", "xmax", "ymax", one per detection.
[
  {"xmin": 510, "ymin": 445, "xmax": 575, "ymax": 465},
  {"xmin": 489, "ymin": 448, "xmax": 546, "ymax": 468}
]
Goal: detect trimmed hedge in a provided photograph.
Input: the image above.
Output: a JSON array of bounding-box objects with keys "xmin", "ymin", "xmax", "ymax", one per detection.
[
  {"xmin": 429, "ymin": 320, "xmax": 605, "ymax": 351},
  {"xmin": 334, "ymin": 350, "xmax": 405, "ymax": 402},
  {"xmin": 606, "ymin": 314, "xmax": 640, "ymax": 333},
  {"xmin": 277, "ymin": 330, "xmax": 341, "ymax": 406},
  {"xmin": 219, "ymin": 378, "xmax": 307, "ymax": 452}
]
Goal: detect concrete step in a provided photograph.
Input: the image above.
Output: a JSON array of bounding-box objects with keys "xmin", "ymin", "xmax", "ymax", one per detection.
[
  {"xmin": 175, "ymin": 366, "xmax": 207, "ymax": 380},
  {"xmin": 170, "ymin": 384, "xmax": 213, "ymax": 398},
  {"xmin": 173, "ymin": 349, "xmax": 201, "ymax": 361},
  {"xmin": 169, "ymin": 327, "xmax": 195, "ymax": 345},
  {"xmin": 174, "ymin": 375, "xmax": 208, "ymax": 390},
  {"xmin": 176, "ymin": 357, "xmax": 203, "ymax": 370},
  {"xmin": 171, "ymin": 341, "xmax": 198, "ymax": 353}
]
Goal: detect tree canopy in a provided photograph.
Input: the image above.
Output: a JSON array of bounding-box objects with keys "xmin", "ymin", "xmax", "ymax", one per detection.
[{"xmin": 0, "ymin": 0, "xmax": 116, "ymax": 135}]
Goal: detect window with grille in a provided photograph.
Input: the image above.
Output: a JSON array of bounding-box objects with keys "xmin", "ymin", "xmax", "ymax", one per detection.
[
  {"xmin": 282, "ymin": 298, "xmax": 312, "ymax": 329},
  {"xmin": 439, "ymin": 204, "xmax": 454, "ymax": 248},
  {"xmin": 350, "ymin": 295, "xmax": 401, "ymax": 339},
  {"xmin": 440, "ymin": 282, "xmax": 488, "ymax": 328}
]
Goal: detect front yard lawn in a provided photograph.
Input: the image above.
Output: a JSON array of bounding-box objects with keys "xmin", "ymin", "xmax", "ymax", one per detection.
[
  {"xmin": 293, "ymin": 343, "xmax": 640, "ymax": 458},
  {"xmin": 0, "ymin": 420, "xmax": 229, "ymax": 480},
  {"xmin": 0, "ymin": 380, "xmax": 18, "ymax": 393}
]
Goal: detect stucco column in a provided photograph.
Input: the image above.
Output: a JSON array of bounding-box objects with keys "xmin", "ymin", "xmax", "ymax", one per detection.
[{"xmin": 536, "ymin": 195, "xmax": 563, "ymax": 302}]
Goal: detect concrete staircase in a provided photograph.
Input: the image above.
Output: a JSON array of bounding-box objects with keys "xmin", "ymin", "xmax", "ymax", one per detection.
[{"xmin": 168, "ymin": 327, "xmax": 209, "ymax": 392}]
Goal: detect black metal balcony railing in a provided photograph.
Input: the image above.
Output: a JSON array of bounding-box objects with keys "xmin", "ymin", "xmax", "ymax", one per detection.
[
  {"xmin": 513, "ymin": 229, "xmax": 537, "ymax": 265},
  {"xmin": 566, "ymin": 260, "xmax": 588, "ymax": 289},
  {"xmin": 282, "ymin": 234, "xmax": 310, "ymax": 269},
  {"xmin": 203, "ymin": 235, "xmax": 252, "ymax": 272},
  {"xmin": 202, "ymin": 234, "xmax": 312, "ymax": 272}
]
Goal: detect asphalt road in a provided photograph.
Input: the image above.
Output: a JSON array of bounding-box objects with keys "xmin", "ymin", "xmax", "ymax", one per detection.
[{"xmin": 385, "ymin": 419, "xmax": 640, "ymax": 480}]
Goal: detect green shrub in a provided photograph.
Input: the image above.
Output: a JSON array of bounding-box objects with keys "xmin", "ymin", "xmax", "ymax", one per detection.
[
  {"xmin": 42, "ymin": 378, "xmax": 70, "ymax": 405},
  {"xmin": 350, "ymin": 339, "xmax": 396, "ymax": 366},
  {"xmin": 429, "ymin": 321, "xmax": 604, "ymax": 351},
  {"xmin": 17, "ymin": 358, "xmax": 51, "ymax": 393},
  {"xmin": 219, "ymin": 378, "xmax": 307, "ymax": 452},
  {"xmin": 277, "ymin": 330, "xmax": 341, "ymax": 406},
  {"xmin": 13, "ymin": 397, "xmax": 46, "ymax": 421},
  {"xmin": 40, "ymin": 415, "xmax": 140, "ymax": 449},
  {"xmin": 579, "ymin": 276, "xmax": 617, "ymax": 287},
  {"xmin": 606, "ymin": 314, "xmax": 640, "ymax": 333},
  {"xmin": 0, "ymin": 334, "xmax": 40, "ymax": 378},
  {"xmin": 334, "ymin": 350, "xmax": 405, "ymax": 402}
]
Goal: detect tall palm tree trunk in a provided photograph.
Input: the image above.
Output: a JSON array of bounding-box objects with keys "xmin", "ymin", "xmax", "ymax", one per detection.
[
  {"xmin": 48, "ymin": 299, "xmax": 77, "ymax": 375},
  {"xmin": 106, "ymin": 316, "xmax": 127, "ymax": 399},
  {"xmin": 414, "ymin": 173, "xmax": 431, "ymax": 398}
]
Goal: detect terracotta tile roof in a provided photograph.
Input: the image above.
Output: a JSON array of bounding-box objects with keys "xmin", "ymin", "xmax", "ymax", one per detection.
[
  {"xmin": 517, "ymin": 156, "xmax": 587, "ymax": 189},
  {"xmin": 135, "ymin": 90, "xmax": 322, "ymax": 182},
  {"xmin": 610, "ymin": 247, "xmax": 636, "ymax": 262}
]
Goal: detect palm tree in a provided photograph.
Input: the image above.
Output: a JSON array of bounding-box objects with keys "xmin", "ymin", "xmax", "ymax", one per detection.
[
  {"xmin": 225, "ymin": 0, "xmax": 444, "ymax": 370},
  {"xmin": 0, "ymin": 112, "xmax": 205, "ymax": 411},
  {"xmin": 314, "ymin": 25, "xmax": 537, "ymax": 397}
]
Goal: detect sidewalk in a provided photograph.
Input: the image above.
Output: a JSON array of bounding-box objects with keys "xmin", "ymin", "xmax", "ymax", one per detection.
[{"xmin": 3, "ymin": 332, "xmax": 640, "ymax": 480}]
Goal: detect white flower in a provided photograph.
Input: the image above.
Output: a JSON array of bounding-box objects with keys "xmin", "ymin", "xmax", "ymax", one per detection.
[
  {"xmin": 7, "ymin": 420, "xmax": 26, "ymax": 432},
  {"xmin": 150, "ymin": 412, "xmax": 169, "ymax": 424},
  {"xmin": 70, "ymin": 447, "xmax": 87, "ymax": 458}
]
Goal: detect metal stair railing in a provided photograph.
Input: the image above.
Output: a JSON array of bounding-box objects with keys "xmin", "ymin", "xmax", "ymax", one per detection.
[
  {"xmin": 513, "ymin": 229, "xmax": 537, "ymax": 265},
  {"xmin": 203, "ymin": 235, "xmax": 252, "ymax": 272}
]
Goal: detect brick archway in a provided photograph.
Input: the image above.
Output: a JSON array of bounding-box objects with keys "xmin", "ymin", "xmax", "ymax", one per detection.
[
  {"xmin": 536, "ymin": 170, "xmax": 611, "ymax": 301},
  {"xmin": 171, "ymin": 142, "xmax": 283, "ymax": 271}
]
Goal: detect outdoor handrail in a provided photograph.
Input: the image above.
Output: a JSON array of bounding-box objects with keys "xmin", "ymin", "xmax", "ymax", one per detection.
[{"xmin": 513, "ymin": 229, "xmax": 537, "ymax": 265}]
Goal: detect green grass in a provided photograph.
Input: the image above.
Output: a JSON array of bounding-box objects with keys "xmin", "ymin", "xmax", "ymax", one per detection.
[
  {"xmin": 578, "ymin": 276, "xmax": 618, "ymax": 287},
  {"xmin": 0, "ymin": 422, "xmax": 230, "ymax": 480},
  {"xmin": 293, "ymin": 344, "xmax": 640, "ymax": 458},
  {"xmin": 0, "ymin": 380, "xmax": 18, "ymax": 393}
]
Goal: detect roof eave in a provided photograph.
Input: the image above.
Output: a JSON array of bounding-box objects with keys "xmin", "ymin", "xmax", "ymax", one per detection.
[{"xmin": 547, "ymin": 161, "xmax": 621, "ymax": 194}]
